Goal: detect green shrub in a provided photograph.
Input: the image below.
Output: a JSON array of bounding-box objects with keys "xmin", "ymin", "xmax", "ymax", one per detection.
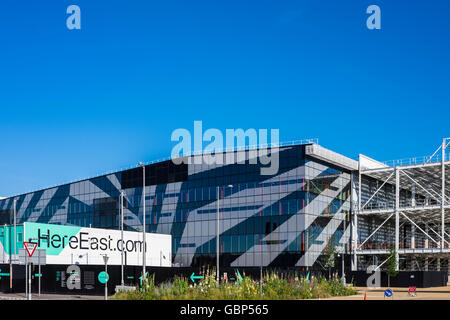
[{"xmin": 112, "ymin": 270, "xmax": 357, "ymax": 300}]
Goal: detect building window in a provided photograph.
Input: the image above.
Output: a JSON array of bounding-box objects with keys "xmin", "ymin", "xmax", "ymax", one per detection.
[{"xmin": 93, "ymin": 197, "xmax": 119, "ymax": 229}]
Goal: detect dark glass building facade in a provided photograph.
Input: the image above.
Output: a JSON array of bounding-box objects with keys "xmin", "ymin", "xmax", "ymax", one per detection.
[{"xmin": 0, "ymin": 143, "xmax": 353, "ymax": 268}]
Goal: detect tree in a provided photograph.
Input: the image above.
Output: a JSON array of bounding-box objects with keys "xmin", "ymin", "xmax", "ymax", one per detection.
[
  {"xmin": 386, "ymin": 245, "xmax": 399, "ymax": 287},
  {"xmin": 323, "ymin": 236, "xmax": 338, "ymax": 279}
]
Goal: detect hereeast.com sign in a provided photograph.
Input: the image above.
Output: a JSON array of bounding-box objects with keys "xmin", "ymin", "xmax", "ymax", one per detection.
[{"xmin": 23, "ymin": 222, "xmax": 171, "ymax": 267}]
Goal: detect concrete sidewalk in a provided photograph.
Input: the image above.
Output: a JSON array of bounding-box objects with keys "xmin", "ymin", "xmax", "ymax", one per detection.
[{"xmin": 0, "ymin": 293, "xmax": 105, "ymax": 300}]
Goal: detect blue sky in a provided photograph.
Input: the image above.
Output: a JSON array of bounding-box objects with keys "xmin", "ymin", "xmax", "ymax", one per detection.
[{"xmin": 0, "ymin": 0, "xmax": 449, "ymax": 196}]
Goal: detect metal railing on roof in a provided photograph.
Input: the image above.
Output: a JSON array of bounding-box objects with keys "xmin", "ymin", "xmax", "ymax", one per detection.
[
  {"xmin": 132, "ymin": 137, "xmax": 318, "ymax": 167},
  {"xmin": 8, "ymin": 138, "xmax": 318, "ymax": 198},
  {"xmin": 382, "ymin": 153, "xmax": 449, "ymax": 167},
  {"xmin": 381, "ymin": 139, "xmax": 450, "ymax": 167}
]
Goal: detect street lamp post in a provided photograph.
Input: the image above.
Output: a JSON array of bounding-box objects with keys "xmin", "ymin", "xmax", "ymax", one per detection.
[
  {"xmin": 138, "ymin": 162, "xmax": 146, "ymax": 279},
  {"xmin": 11, "ymin": 199, "xmax": 17, "ymax": 292},
  {"xmin": 216, "ymin": 184, "xmax": 233, "ymax": 284},
  {"xmin": 342, "ymin": 217, "xmax": 346, "ymax": 285},
  {"xmin": 120, "ymin": 191, "xmax": 124, "ymax": 287},
  {"xmin": 260, "ymin": 265, "xmax": 263, "ymax": 298}
]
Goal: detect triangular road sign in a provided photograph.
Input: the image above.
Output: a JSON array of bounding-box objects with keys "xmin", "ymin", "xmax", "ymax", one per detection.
[{"xmin": 24, "ymin": 242, "xmax": 38, "ymax": 257}]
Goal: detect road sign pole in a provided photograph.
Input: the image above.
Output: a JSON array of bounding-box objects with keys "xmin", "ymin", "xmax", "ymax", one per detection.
[
  {"xmin": 102, "ymin": 254, "xmax": 109, "ymax": 301},
  {"xmin": 38, "ymin": 262, "xmax": 41, "ymax": 297},
  {"xmin": 23, "ymin": 241, "xmax": 38, "ymax": 300},
  {"xmin": 25, "ymin": 255, "xmax": 28, "ymax": 300},
  {"xmin": 105, "ymin": 260, "xmax": 108, "ymax": 300},
  {"xmin": 28, "ymin": 261, "xmax": 31, "ymax": 300},
  {"xmin": 9, "ymin": 261, "xmax": 13, "ymax": 292}
]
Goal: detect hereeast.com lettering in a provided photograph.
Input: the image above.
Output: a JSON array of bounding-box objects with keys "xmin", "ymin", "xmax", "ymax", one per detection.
[{"xmin": 36, "ymin": 228, "xmax": 146, "ymax": 253}]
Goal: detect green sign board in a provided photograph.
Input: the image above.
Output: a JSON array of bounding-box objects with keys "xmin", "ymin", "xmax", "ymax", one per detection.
[{"xmin": 98, "ymin": 271, "xmax": 109, "ymax": 284}]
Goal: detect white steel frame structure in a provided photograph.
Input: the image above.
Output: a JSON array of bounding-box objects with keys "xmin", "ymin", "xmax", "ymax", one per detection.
[{"xmin": 352, "ymin": 138, "xmax": 450, "ymax": 272}]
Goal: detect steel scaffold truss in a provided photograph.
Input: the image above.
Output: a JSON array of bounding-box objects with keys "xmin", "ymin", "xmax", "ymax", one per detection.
[{"xmin": 352, "ymin": 138, "xmax": 450, "ymax": 271}]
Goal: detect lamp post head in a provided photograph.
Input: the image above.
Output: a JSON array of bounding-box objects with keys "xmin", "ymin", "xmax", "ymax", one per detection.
[{"xmin": 138, "ymin": 162, "xmax": 144, "ymax": 167}]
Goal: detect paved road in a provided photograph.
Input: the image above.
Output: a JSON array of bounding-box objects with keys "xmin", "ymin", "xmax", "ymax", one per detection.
[
  {"xmin": 325, "ymin": 286, "xmax": 450, "ymax": 300},
  {"xmin": 2, "ymin": 286, "xmax": 449, "ymax": 300}
]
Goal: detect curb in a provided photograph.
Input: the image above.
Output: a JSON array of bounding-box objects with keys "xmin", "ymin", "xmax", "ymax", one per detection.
[{"xmin": 0, "ymin": 295, "xmax": 26, "ymax": 300}]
